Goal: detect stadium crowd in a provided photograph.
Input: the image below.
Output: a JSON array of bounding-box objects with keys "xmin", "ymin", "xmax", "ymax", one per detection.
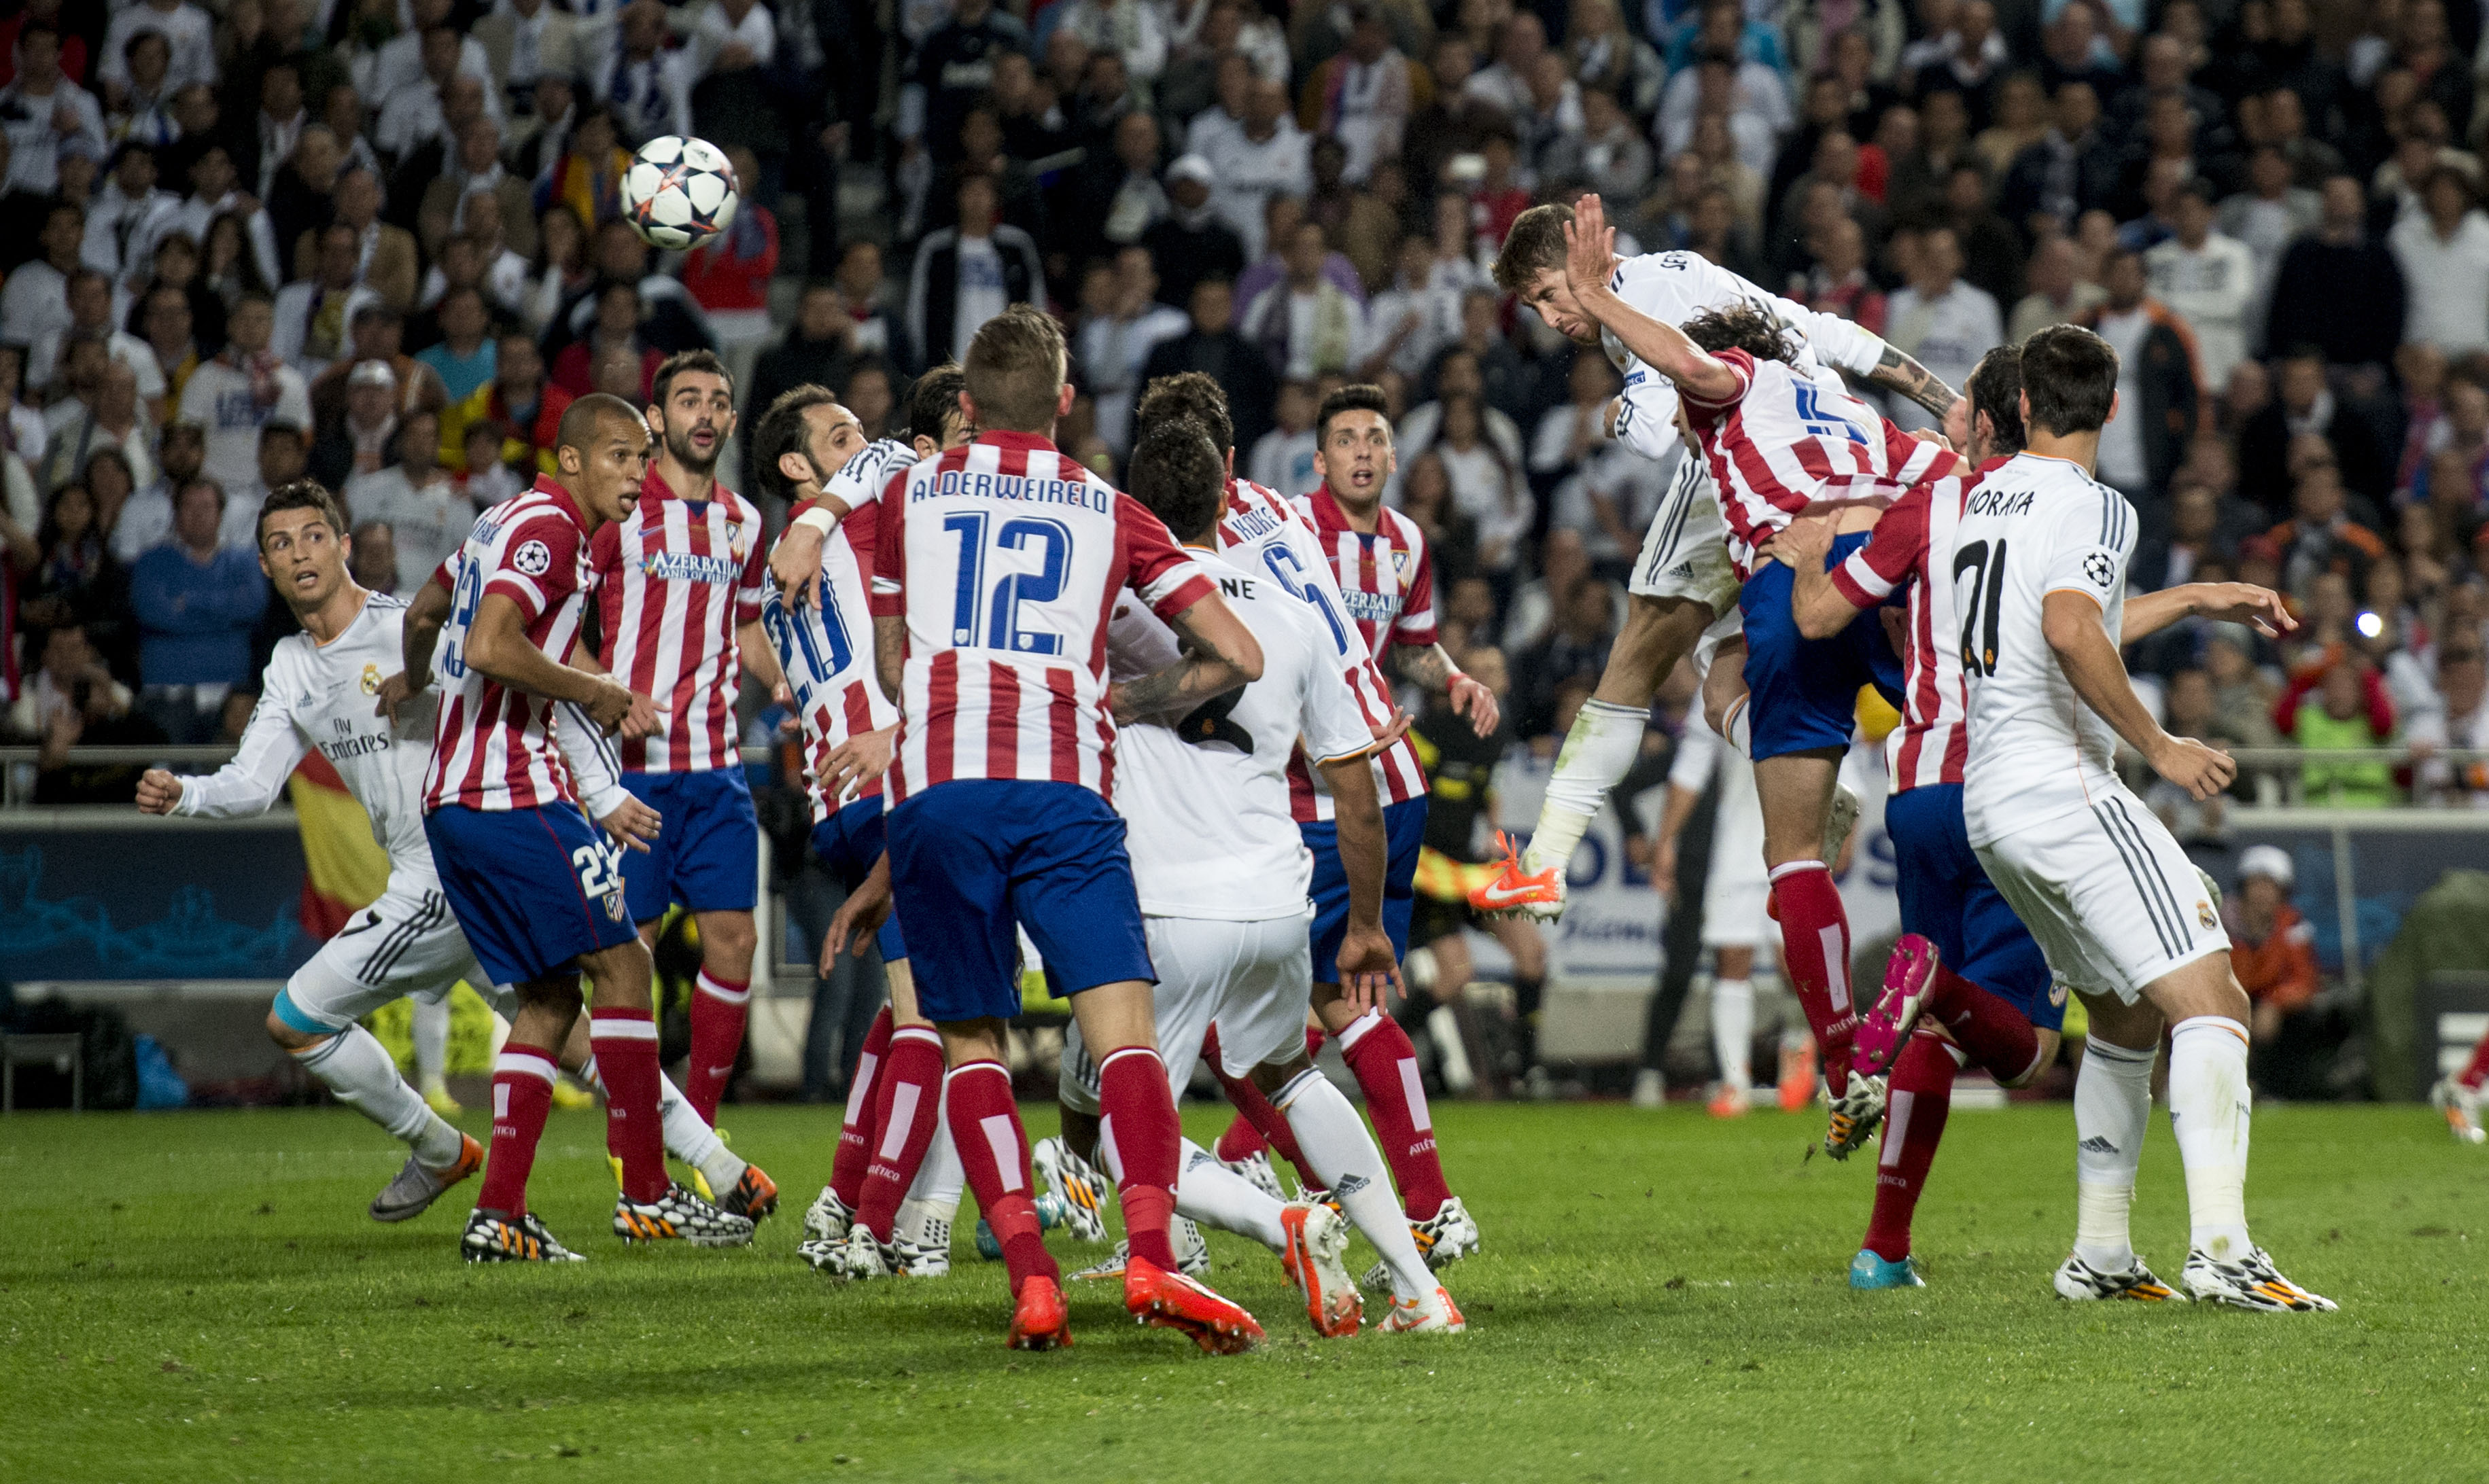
[{"xmin": 3, "ymin": 0, "xmax": 2486, "ymax": 826}]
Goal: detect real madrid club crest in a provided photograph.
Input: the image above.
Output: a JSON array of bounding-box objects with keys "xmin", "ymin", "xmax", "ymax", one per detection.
[
  {"xmin": 360, "ymin": 662, "xmax": 381, "ymax": 696},
  {"xmin": 2197, "ymin": 899, "xmax": 2218, "ymax": 930}
]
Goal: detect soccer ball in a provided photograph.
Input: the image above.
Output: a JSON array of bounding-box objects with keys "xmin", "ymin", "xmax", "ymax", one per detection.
[{"xmin": 620, "ymin": 135, "xmax": 740, "ymax": 251}]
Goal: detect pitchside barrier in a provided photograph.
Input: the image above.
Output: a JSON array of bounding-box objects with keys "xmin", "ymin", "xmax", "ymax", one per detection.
[{"xmin": 2, "ymin": 743, "xmax": 2481, "ymax": 1097}]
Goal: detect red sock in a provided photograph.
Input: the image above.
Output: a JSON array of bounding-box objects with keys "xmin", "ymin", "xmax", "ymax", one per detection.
[
  {"xmin": 1771, "ymin": 862, "xmax": 1857, "ymax": 1095},
  {"xmin": 1305, "ymin": 1025, "xmax": 1326, "ymax": 1059},
  {"xmin": 1337, "ymin": 1011, "xmax": 1453, "ymax": 1220},
  {"xmin": 854, "ymin": 1027, "xmax": 945, "ymax": 1239},
  {"xmin": 2462, "ymin": 1028, "xmax": 2489, "ymax": 1091},
  {"xmin": 1926, "ymin": 963, "xmax": 2042, "ymax": 1082},
  {"xmin": 831, "ymin": 1006, "xmax": 894, "ymax": 1208},
  {"xmin": 1097, "ymin": 1046, "xmax": 1181, "ymax": 1272},
  {"xmin": 1201, "ymin": 1025, "xmax": 1318, "ymax": 1186},
  {"xmin": 1862, "ymin": 1027, "xmax": 1959, "ymax": 1261},
  {"xmin": 683, "ymin": 968, "xmax": 751, "ymax": 1123},
  {"xmin": 478, "ymin": 1043, "xmax": 557, "ymax": 1216},
  {"xmin": 942, "ymin": 1059, "xmax": 1056, "ymax": 1292},
  {"xmin": 1213, "ymin": 1114, "xmax": 1267, "ymax": 1163},
  {"xmin": 589, "ymin": 1007, "xmax": 669, "ymax": 1203}
]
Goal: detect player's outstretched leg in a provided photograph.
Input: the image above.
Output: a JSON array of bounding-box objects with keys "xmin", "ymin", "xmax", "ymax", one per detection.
[
  {"xmin": 1851, "ymin": 1026, "xmax": 1960, "ymax": 1288},
  {"xmin": 1272, "ymin": 1063, "xmax": 1465, "ymax": 1334},
  {"xmin": 1856, "ymin": 935, "xmax": 2043, "ymax": 1084},
  {"xmin": 1472, "ymin": 594, "xmax": 1720, "ymax": 921},
  {"xmin": 943, "ymin": 1055, "xmax": 1071, "ymax": 1349},
  {"xmin": 807, "ymin": 1004, "xmax": 894, "ymax": 1245},
  {"xmin": 1094, "ymin": 1044, "xmax": 1266, "ymax": 1353},
  {"xmin": 282, "ymin": 1014, "xmax": 483, "ymax": 1224}
]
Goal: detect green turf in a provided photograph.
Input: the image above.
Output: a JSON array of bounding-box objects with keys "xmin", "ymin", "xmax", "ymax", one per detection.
[{"xmin": 3, "ymin": 1098, "xmax": 2483, "ymax": 1482}]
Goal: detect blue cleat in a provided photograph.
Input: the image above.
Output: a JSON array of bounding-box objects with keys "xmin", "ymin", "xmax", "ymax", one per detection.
[
  {"xmin": 975, "ymin": 1192, "xmax": 1070, "ymax": 1260},
  {"xmin": 1850, "ymin": 1250, "xmax": 1926, "ymax": 1289}
]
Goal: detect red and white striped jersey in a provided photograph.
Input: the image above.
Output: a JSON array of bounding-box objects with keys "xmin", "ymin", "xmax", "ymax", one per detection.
[
  {"xmin": 767, "ymin": 479, "xmax": 901, "ymax": 823},
  {"xmin": 423, "ymin": 476, "xmax": 598, "ymax": 813},
  {"xmin": 1681, "ymin": 348, "xmax": 1962, "ymax": 580},
  {"xmin": 589, "ymin": 467, "xmax": 767, "ymax": 773},
  {"xmin": 868, "ymin": 430, "xmax": 1213, "ymax": 805},
  {"xmin": 1293, "ymin": 487, "xmax": 1438, "ymax": 656},
  {"xmin": 1828, "ymin": 457, "xmax": 1999, "ymax": 793},
  {"xmin": 1217, "ymin": 478, "xmax": 1428, "ymax": 819}
]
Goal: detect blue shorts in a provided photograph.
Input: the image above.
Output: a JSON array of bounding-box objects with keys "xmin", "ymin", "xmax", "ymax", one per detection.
[
  {"xmin": 617, "ymin": 768, "xmax": 759, "ymax": 921},
  {"xmin": 810, "ymin": 793, "xmax": 907, "ymax": 962},
  {"xmin": 886, "ymin": 779, "xmax": 1155, "ymax": 1023},
  {"xmin": 424, "ymin": 802, "xmax": 639, "ymax": 989},
  {"xmin": 1301, "ymin": 796, "xmax": 1428, "ymax": 985},
  {"xmin": 1885, "ymin": 783, "xmax": 2064, "ymax": 1033},
  {"xmin": 1741, "ymin": 532, "xmax": 1907, "ymax": 762}
]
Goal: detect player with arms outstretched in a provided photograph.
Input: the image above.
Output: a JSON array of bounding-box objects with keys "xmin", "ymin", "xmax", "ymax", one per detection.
[
  {"xmin": 589, "ymin": 350, "xmax": 784, "ymax": 1142},
  {"xmin": 869, "ymin": 306, "xmax": 1268, "ymax": 1351},
  {"xmin": 1777, "ymin": 344, "xmax": 2296, "ymax": 1290},
  {"xmin": 1472, "ymin": 194, "xmax": 1962, "ymax": 923},
  {"xmin": 413, "ymin": 393, "xmax": 752, "ymax": 1261},
  {"xmin": 1936, "ymin": 325, "xmax": 2331, "ymax": 1310},
  {"xmin": 752, "ymin": 370, "xmax": 975, "ymax": 1279}
]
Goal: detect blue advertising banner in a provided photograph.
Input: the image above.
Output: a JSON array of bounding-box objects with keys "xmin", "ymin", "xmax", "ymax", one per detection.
[{"xmin": 0, "ymin": 817, "xmax": 313, "ymax": 983}]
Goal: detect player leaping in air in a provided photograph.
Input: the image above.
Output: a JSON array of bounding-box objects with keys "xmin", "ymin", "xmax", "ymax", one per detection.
[
  {"xmin": 136, "ymin": 480, "xmax": 756, "ymax": 1231},
  {"xmin": 1532, "ymin": 195, "xmax": 1960, "ymax": 1147},
  {"xmin": 754, "ymin": 368, "xmax": 977, "ymax": 1279},
  {"xmin": 869, "ymin": 306, "xmax": 1269, "ymax": 1352},
  {"xmin": 1470, "ymin": 193, "xmax": 1963, "ymax": 926},
  {"xmin": 1774, "ymin": 342, "xmax": 2299, "ymax": 1292},
  {"xmin": 407, "ymin": 393, "xmax": 753, "ymax": 1261}
]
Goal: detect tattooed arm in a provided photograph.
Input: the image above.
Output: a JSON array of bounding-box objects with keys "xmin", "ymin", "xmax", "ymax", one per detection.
[
  {"xmin": 1109, "ymin": 591, "xmax": 1266, "ymax": 724},
  {"xmin": 1864, "ymin": 343, "xmax": 1962, "ymax": 422},
  {"xmin": 1398, "ymin": 641, "xmax": 1501, "ymax": 737}
]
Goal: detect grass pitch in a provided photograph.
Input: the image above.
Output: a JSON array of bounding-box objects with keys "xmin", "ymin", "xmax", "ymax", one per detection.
[{"xmin": 3, "ymin": 1097, "xmax": 2484, "ymax": 1483}]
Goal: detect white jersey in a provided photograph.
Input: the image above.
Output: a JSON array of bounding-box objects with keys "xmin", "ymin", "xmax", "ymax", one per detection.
[
  {"xmin": 1949, "ymin": 453, "xmax": 2137, "ymax": 848},
  {"xmin": 1108, "ymin": 550, "xmax": 1375, "ymax": 921},
  {"xmin": 1599, "ymin": 249, "xmax": 1886, "ymax": 467},
  {"xmin": 173, "ymin": 591, "xmax": 629, "ymax": 874}
]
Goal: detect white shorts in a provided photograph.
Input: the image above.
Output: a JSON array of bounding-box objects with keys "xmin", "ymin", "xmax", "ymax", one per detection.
[
  {"xmin": 1973, "ymin": 789, "xmax": 2231, "ymax": 1005},
  {"xmin": 1701, "ymin": 760, "xmax": 1770, "ymax": 948},
  {"xmin": 1629, "ymin": 450, "xmax": 1743, "ymax": 617},
  {"xmin": 275, "ymin": 873, "xmax": 502, "ymax": 1033},
  {"xmin": 1058, "ymin": 913, "xmax": 1313, "ymax": 1112}
]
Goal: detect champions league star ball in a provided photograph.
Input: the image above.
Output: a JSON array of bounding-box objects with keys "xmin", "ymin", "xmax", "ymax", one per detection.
[{"xmin": 621, "ymin": 135, "xmax": 740, "ymax": 251}]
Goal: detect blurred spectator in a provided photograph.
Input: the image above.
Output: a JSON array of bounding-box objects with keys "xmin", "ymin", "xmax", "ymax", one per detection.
[
  {"xmin": 1, "ymin": 200, "xmax": 86, "ymax": 349},
  {"xmin": 906, "ymin": 175, "xmax": 1045, "ymax": 368},
  {"xmin": 2270, "ymin": 461, "xmax": 2389, "ymax": 599},
  {"xmin": 2274, "ymin": 650, "xmax": 2400, "ymax": 804},
  {"xmin": 33, "ymin": 269, "xmax": 164, "ymax": 412},
  {"xmin": 2227, "ymin": 845, "xmax": 2325, "ymax": 1093},
  {"xmin": 2411, "ymin": 641, "xmax": 2488, "ymax": 806},
  {"xmin": 130, "ymin": 477, "xmax": 262, "ymax": 743},
  {"xmin": 418, "ymin": 116, "xmax": 538, "ymax": 264},
  {"xmin": 22, "ymin": 477, "xmax": 133, "ymax": 660},
  {"xmin": 345, "ymin": 410, "xmax": 463, "ymax": 595},
  {"xmin": 553, "ymin": 280, "xmax": 664, "ymax": 399},
  {"xmin": 2409, "ymin": 381, "xmax": 2488, "ymax": 514},
  {"xmin": 2007, "ymin": 234, "xmax": 2105, "ymax": 342},
  {"xmin": 1, "ymin": 23, "xmax": 106, "ymax": 194},
  {"xmin": 2387, "ymin": 166, "xmax": 2489, "ymax": 357},
  {"xmin": 14, "ymin": 622, "xmax": 166, "ymax": 804},
  {"xmin": 1141, "ymin": 156, "xmax": 1247, "ymax": 313},
  {"xmin": 2143, "ymin": 181, "xmax": 2255, "ymax": 393},
  {"xmin": 1432, "ymin": 393, "xmax": 1532, "ymax": 584},
  {"xmin": 1077, "ymin": 246, "xmax": 1188, "ymax": 457},
  {"xmin": 2001, "ymin": 80, "xmax": 2120, "ymax": 233},
  {"xmin": 1247, "ymin": 378, "xmax": 1320, "ymax": 496},
  {"xmin": 590, "ymin": 1, "xmax": 693, "ymax": 145},
  {"xmin": 1141, "ymin": 278, "xmax": 1278, "ymax": 453},
  {"xmin": 217, "ymin": 423, "xmax": 311, "ymax": 551},
  {"xmin": 348, "ymin": 518, "xmax": 398, "ymax": 593},
  {"xmin": 112, "ymin": 423, "xmax": 201, "ymax": 564},
  {"xmin": 1242, "ymin": 222, "xmax": 1367, "ymax": 382},
  {"xmin": 1512, "ymin": 572, "xmax": 1618, "ymax": 737},
  {"xmin": 2218, "ymin": 145, "xmax": 2320, "ymax": 353},
  {"xmin": 1797, "ymin": 215, "xmax": 1885, "ymax": 334},
  {"xmin": 413, "ymin": 287, "xmax": 493, "ymax": 404},
  {"xmin": 175, "ymin": 292, "xmax": 314, "ymax": 502},
  {"xmin": 2082, "ymin": 248, "xmax": 2197, "ymax": 497},
  {"xmin": 271, "ymin": 222, "xmax": 372, "ymax": 376},
  {"xmin": 1204, "ymin": 77, "xmax": 1311, "ymax": 259},
  {"xmin": 533, "ymin": 105, "xmax": 631, "ymax": 234},
  {"xmin": 2265, "ymin": 177, "xmax": 2406, "ymax": 370},
  {"xmin": 310, "ymin": 359, "xmax": 403, "ymax": 490},
  {"xmin": 84, "ymin": 140, "xmax": 181, "ymax": 289},
  {"xmin": 2239, "ymin": 348, "xmax": 2394, "ymax": 519},
  {"xmin": 1883, "ymin": 226, "xmax": 2001, "ymax": 432},
  {"xmin": 307, "ymin": 166, "xmax": 417, "ymax": 313},
  {"xmin": 1306, "ymin": 6, "xmax": 1414, "ymax": 184},
  {"xmin": 445, "ymin": 331, "xmax": 570, "ymax": 480},
  {"xmin": 42, "ymin": 361, "xmax": 158, "ymax": 503}
]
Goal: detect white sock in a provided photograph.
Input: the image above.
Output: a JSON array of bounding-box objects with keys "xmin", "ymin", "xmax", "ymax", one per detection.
[
  {"xmin": 293, "ymin": 1023, "xmax": 465, "ymax": 1167},
  {"xmin": 2072, "ymin": 1035, "xmax": 2155, "ymax": 1272},
  {"xmin": 1277, "ymin": 1067, "xmax": 1435, "ymax": 1302},
  {"xmin": 1176, "ymin": 1137, "xmax": 1289, "ymax": 1251},
  {"xmin": 1525, "ymin": 698, "xmax": 1647, "ymax": 872},
  {"xmin": 411, "ymin": 995, "xmax": 451, "ymax": 1091},
  {"xmin": 2167, "ymin": 1016, "xmax": 2254, "ymax": 1262},
  {"xmin": 1710, "ymin": 977, "xmax": 1754, "ymax": 1093},
  {"xmin": 901, "ymin": 1108, "xmax": 964, "ymax": 1231},
  {"xmin": 658, "ymin": 1069, "xmax": 746, "ymax": 1190}
]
